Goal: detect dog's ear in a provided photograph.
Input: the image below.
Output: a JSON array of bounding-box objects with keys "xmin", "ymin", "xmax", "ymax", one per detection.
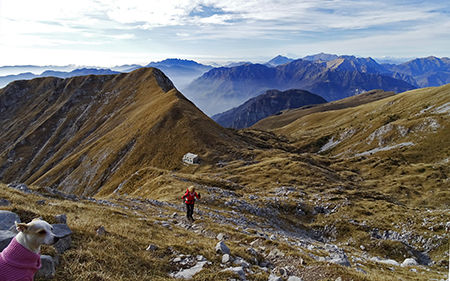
[{"xmin": 15, "ymin": 221, "xmax": 29, "ymax": 232}]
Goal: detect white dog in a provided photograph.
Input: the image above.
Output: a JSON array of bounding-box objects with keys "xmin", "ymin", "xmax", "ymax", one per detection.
[{"xmin": 0, "ymin": 218, "xmax": 59, "ymax": 281}]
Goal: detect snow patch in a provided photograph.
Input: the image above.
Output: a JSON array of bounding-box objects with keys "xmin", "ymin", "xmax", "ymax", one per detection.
[{"xmin": 355, "ymin": 142, "xmax": 415, "ymax": 157}]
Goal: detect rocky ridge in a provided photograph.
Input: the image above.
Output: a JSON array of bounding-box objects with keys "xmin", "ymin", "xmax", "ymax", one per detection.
[{"xmin": 0, "ymin": 67, "xmax": 244, "ymax": 197}]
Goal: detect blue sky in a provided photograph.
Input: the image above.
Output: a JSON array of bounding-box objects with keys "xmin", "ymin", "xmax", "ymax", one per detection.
[{"xmin": 0, "ymin": 0, "xmax": 449, "ymax": 66}]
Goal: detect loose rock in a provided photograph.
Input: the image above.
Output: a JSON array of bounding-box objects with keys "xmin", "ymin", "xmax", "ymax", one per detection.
[
  {"xmin": 401, "ymin": 258, "xmax": 419, "ymax": 267},
  {"xmin": 215, "ymin": 241, "xmax": 231, "ymax": 255}
]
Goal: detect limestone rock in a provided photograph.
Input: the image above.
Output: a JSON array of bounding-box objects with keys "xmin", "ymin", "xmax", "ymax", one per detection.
[
  {"xmin": 146, "ymin": 244, "xmax": 158, "ymax": 251},
  {"xmin": 233, "ymin": 256, "xmax": 250, "ymax": 268},
  {"xmin": 222, "ymin": 254, "xmax": 233, "ymax": 264},
  {"xmin": 7, "ymin": 183, "xmax": 32, "ymax": 193},
  {"xmin": 174, "ymin": 261, "xmax": 207, "ymax": 279},
  {"xmin": 401, "ymin": 258, "xmax": 419, "ymax": 267},
  {"xmin": 35, "ymin": 255, "xmax": 55, "ymax": 279},
  {"xmin": 0, "ymin": 198, "xmax": 11, "ymax": 206},
  {"xmin": 0, "ymin": 230, "xmax": 16, "ymax": 251},
  {"xmin": 268, "ymin": 273, "xmax": 282, "ymax": 281},
  {"xmin": 53, "ymin": 223, "xmax": 72, "ymax": 238},
  {"xmin": 55, "ymin": 214, "xmax": 67, "ymax": 224},
  {"xmin": 0, "ymin": 210, "xmax": 21, "ymax": 230},
  {"xmin": 215, "ymin": 241, "xmax": 230, "ymax": 255},
  {"xmin": 221, "ymin": 267, "xmax": 246, "ymax": 280},
  {"xmin": 287, "ymin": 277, "xmax": 303, "ymax": 281}
]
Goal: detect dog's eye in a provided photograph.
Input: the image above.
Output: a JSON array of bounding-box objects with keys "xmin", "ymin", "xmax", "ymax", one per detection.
[{"xmin": 38, "ymin": 230, "xmax": 47, "ymax": 235}]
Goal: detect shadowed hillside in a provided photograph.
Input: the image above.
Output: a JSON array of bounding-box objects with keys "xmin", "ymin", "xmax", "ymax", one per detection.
[
  {"xmin": 212, "ymin": 89, "xmax": 326, "ymax": 129},
  {"xmin": 0, "ymin": 68, "xmax": 246, "ymax": 197}
]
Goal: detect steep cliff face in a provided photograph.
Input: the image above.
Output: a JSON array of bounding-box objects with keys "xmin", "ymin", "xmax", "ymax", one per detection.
[{"xmin": 0, "ymin": 68, "xmax": 242, "ymax": 196}]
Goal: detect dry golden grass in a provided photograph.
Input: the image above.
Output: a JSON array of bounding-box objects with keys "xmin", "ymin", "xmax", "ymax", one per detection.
[
  {"xmin": 1, "ymin": 159, "xmax": 447, "ymax": 281},
  {"xmin": 253, "ymin": 89, "xmax": 396, "ymax": 130},
  {"xmin": 0, "ymin": 68, "xmax": 246, "ymax": 198},
  {"xmin": 268, "ymin": 84, "xmax": 450, "ymax": 164}
]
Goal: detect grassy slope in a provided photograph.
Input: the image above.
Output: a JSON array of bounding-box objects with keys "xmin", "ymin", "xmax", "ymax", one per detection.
[
  {"xmin": 2, "ymin": 182, "xmax": 446, "ymax": 281},
  {"xmin": 273, "ymin": 84, "xmax": 450, "ymax": 163},
  {"xmin": 252, "ymin": 89, "xmax": 396, "ymax": 130},
  {"xmin": 0, "ymin": 68, "xmax": 246, "ymax": 197}
]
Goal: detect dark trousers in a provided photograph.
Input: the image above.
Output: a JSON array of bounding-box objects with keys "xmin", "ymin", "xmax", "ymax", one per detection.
[{"xmin": 186, "ymin": 203, "xmax": 195, "ymax": 219}]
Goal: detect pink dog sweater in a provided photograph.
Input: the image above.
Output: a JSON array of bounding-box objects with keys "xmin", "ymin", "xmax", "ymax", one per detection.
[{"xmin": 0, "ymin": 237, "xmax": 41, "ymax": 281}]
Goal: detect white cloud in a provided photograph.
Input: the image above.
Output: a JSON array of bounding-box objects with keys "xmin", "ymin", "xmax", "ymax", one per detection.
[
  {"xmin": 0, "ymin": 0, "xmax": 448, "ymax": 66},
  {"xmin": 3, "ymin": 0, "xmax": 448, "ymax": 38}
]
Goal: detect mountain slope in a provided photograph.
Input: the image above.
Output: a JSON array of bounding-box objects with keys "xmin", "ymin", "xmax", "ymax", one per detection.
[
  {"xmin": 253, "ymin": 89, "xmax": 397, "ymax": 130},
  {"xmin": 212, "ymin": 89, "xmax": 326, "ymax": 129},
  {"xmin": 0, "ymin": 68, "xmax": 243, "ymax": 196},
  {"xmin": 382, "ymin": 56, "xmax": 450, "ymax": 87},
  {"xmin": 274, "ymin": 84, "xmax": 450, "ymax": 164}
]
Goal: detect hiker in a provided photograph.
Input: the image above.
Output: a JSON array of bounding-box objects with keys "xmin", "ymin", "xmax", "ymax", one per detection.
[{"xmin": 182, "ymin": 186, "xmax": 201, "ymax": 222}]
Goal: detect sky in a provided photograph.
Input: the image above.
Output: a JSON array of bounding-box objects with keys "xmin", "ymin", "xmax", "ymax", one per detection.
[{"xmin": 0, "ymin": 0, "xmax": 449, "ymax": 67}]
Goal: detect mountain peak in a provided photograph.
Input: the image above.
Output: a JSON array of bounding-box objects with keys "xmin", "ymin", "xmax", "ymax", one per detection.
[
  {"xmin": 266, "ymin": 55, "xmax": 294, "ymax": 67},
  {"xmin": 303, "ymin": 52, "xmax": 339, "ymax": 62},
  {"xmin": 147, "ymin": 58, "xmax": 210, "ymax": 68},
  {"xmin": 0, "ymin": 67, "xmax": 240, "ymax": 196}
]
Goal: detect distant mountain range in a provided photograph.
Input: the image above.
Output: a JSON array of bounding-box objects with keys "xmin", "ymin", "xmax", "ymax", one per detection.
[
  {"xmin": 383, "ymin": 56, "xmax": 450, "ymax": 87},
  {"xmin": 2, "ymin": 54, "xmax": 449, "ymax": 117},
  {"xmin": 212, "ymin": 89, "xmax": 326, "ymax": 129},
  {"xmin": 0, "ymin": 59, "xmax": 213, "ymax": 89},
  {"xmin": 183, "ymin": 57, "xmax": 417, "ymax": 115},
  {"xmin": 0, "ymin": 68, "xmax": 120, "ymax": 88},
  {"xmin": 0, "ymin": 64, "xmax": 79, "ymax": 76}
]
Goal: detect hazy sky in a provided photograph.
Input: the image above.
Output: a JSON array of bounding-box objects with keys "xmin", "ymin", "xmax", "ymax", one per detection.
[{"xmin": 0, "ymin": 0, "xmax": 449, "ymax": 66}]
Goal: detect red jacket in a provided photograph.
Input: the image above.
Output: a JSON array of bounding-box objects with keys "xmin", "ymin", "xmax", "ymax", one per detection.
[{"xmin": 182, "ymin": 190, "xmax": 200, "ymax": 204}]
